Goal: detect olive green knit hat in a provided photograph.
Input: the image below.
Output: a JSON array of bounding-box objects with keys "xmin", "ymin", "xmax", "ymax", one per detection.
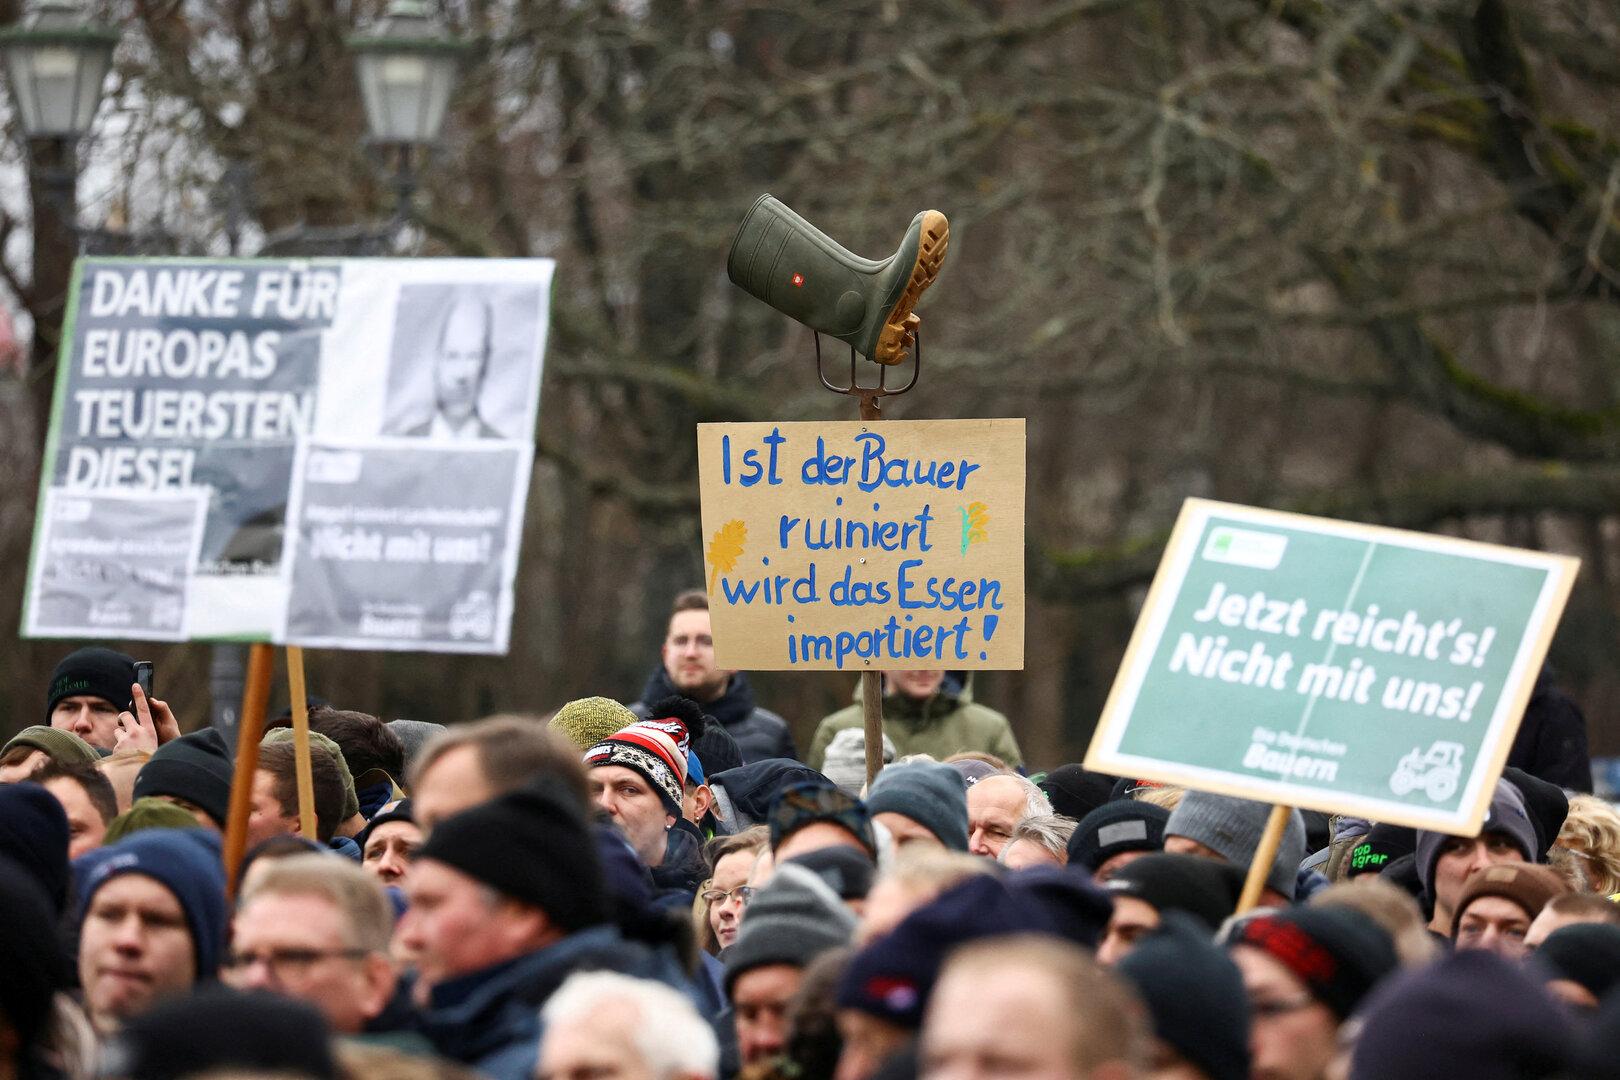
[
  {"xmin": 261, "ymin": 728, "xmax": 360, "ymax": 821},
  {"xmin": 2, "ymin": 725, "xmax": 99, "ymax": 766},
  {"xmin": 549, "ymin": 697, "xmax": 639, "ymax": 752},
  {"xmin": 104, "ymin": 796, "xmax": 203, "ymax": 843}
]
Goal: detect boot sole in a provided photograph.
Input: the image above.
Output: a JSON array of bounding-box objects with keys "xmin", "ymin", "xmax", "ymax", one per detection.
[{"xmin": 872, "ymin": 210, "xmax": 949, "ymax": 365}]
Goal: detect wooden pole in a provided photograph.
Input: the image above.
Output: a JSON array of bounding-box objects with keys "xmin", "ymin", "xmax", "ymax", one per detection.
[
  {"xmin": 224, "ymin": 642, "xmax": 275, "ymax": 899},
  {"xmin": 285, "ymin": 646, "xmax": 318, "ymax": 841},
  {"xmin": 858, "ymin": 394, "xmax": 885, "ymax": 788},
  {"xmin": 1236, "ymin": 803, "xmax": 1293, "ymax": 914}
]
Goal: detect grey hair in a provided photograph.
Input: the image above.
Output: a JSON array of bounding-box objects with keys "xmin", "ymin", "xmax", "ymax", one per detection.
[
  {"xmin": 1005, "ymin": 773, "xmax": 1053, "ymax": 819},
  {"xmin": 999, "ymin": 814, "xmax": 1078, "ymax": 863},
  {"xmin": 541, "ymin": 971, "xmax": 718, "ymax": 1080}
]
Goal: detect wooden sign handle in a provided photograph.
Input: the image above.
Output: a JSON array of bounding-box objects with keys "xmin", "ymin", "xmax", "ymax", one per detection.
[
  {"xmin": 1236, "ymin": 803, "xmax": 1293, "ymax": 914},
  {"xmin": 286, "ymin": 645, "xmax": 318, "ymax": 841},
  {"xmin": 224, "ymin": 642, "xmax": 275, "ymax": 899}
]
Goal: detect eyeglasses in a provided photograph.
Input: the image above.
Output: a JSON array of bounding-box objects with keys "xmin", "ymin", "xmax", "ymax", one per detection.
[
  {"xmin": 1250, "ymin": 994, "xmax": 1317, "ymax": 1019},
  {"xmin": 700, "ymin": 885, "xmax": 757, "ymax": 906},
  {"xmin": 221, "ymin": 947, "xmax": 371, "ymax": 978}
]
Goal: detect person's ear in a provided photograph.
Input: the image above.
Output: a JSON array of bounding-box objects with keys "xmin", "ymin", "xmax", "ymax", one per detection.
[{"xmin": 359, "ymin": 952, "xmax": 398, "ymax": 1021}]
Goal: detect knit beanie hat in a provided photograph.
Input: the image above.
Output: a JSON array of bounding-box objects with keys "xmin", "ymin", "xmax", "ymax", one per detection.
[
  {"xmin": 78, "ymin": 827, "xmax": 227, "ymax": 978},
  {"xmin": 45, "ymin": 646, "xmax": 135, "ymax": 720},
  {"xmin": 416, "ymin": 778, "xmax": 606, "ymax": 932},
  {"xmin": 0, "ymin": 782, "xmax": 71, "ymax": 911},
  {"xmin": 583, "ymin": 697, "xmax": 698, "ymax": 815},
  {"xmin": 101, "ymin": 985, "xmax": 338, "ymax": 1080},
  {"xmin": 1344, "ymin": 823, "xmax": 1416, "ymax": 879},
  {"xmin": 1231, "ymin": 906, "xmax": 1398, "ymax": 1020},
  {"xmin": 1452, "ymin": 863, "xmax": 1568, "ymax": 929},
  {"xmin": 1350, "ymin": 949, "xmax": 1574, "ymax": 1080},
  {"xmin": 551, "ymin": 696, "xmax": 640, "ymax": 752},
  {"xmin": 785, "ymin": 844, "xmax": 875, "ymax": 901},
  {"xmin": 1534, "ymin": 922, "xmax": 1620, "ymax": 1001},
  {"xmin": 104, "ymin": 797, "xmax": 206, "ymax": 844},
  {"xmin": 866, "ymin": 762, "xmax": 968, "ymax": 851},
  {"xmin": 1105, "ymin": 853, "xmax": 1246, "ymax": 932},
  {"xmin": 725, "ymin": 863, "xmax": 856, "ymax": 995},
  {"xmin": 1037, "ymin": 765, "xmax": 1118, "ymax": 822},
  {"xmin": 835, "ymin": 874, "xmax": 1060, "ymax": 1028},
  {"xmin": 1166, "ymin": 792, "xmax": 1306, "ymax": 899},
  {"xmin": 262, "ymin": 728, "xmax": 359, "ymax": 822},
  {"xmin": 1068, "ymin": 800, "xmax": 1171, "ymax": 873},
  {"xmin": 1118, "ymin": 913, "xmax": 1250, "ymax": 1080},
  {"xmin": 0, "ymin": 856, "xmax": 68, "ymax": 1063},
  {"xmin": 355, "ymin": 798, "xmax": 414, "ymax": 852},
  {"xmin": 822, "ymin": 727, "xmax": 896, "ymax": 795},
  {"xmin": 770, "ymin": 780, "xmax": 878, "ymax": 857},
  {"xmin": 3, "ymin": 725, "xmax": 99, "ymax": 766},
  {"xmin": 1415, "ymin": 779, "xmax": 1537, "ymax": 894},
  {"xmin": 133, "ymin": 728, "xmax": 235, "ymax": 827},
  {"xmin": 1005, "ymin": 865, "xmax": 1115, "ymax": 949},
  {"xmin": 1500, "ymin": 768, "xmax": 1567, "ymax": 861},
  {"xmin": 386, "ymin": 719, "xmax": 446, "ymax": 770}
]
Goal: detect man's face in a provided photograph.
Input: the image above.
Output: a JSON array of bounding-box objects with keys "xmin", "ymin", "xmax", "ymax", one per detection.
[
  {"xmin": 413, "ymin": 744, "xmax": 494, "ymax": 835},
  {"xmin": 661, "ymin": 609, "xmax": 730, "ymax": 701},
  {"xmin": 967, "ymin": 776, "xmax": 1026, "ymax": 858},
  {"xmin": 539, "ymin": 1004, "xmax": 656, "ymax": 1080},
  {"xmin": 78, "ymin": 874, "xmax": 197, "ymax": 1032},
  {"xmin": 873, "ymin": 812, "xmax": 944, "ymax": 852},
  {"xmin": 1095, "ymin": 895, "xmax": 1159, "ymax": 967},
  {"xmin": 1431, "ymin": 832, "xmax": 1525, "ymax": 925},
  {"xmin": 1162, "ymin": 835, "xmax": 1225, "ymax": 862},
  {"xmin": 1524, "ymin": 905, "xmax": 1593, "ymax": 950},
  {"xmin": 43, "ymin": 775, "xmax": 106, "ymax": 859},
  {"xmin": 435, "ymin": 302, "xmax": 489, "ymax": 423},
  {"xmin": 836, "ymin": 1009, "xmax": 912, "ymax": 1080},
  {"xmin": 225, "ymin": 891, "xmax": 393, "ymax": 1035},
  {"xmin": 591, "ymin": 765, "xmax": 672, "ymax": 867},
  {"xmin": 362, "ymin": 820, "xmax": 423, "ymax": 887},
  {"xmin": 1231, "ymin": 946, "xmax": 1338, "ymax": 1080},
  {"xmin": 922, "ymin": 966, "xmax": 1080, "ymax": 1080},
  {"xmin": 52, "ymin": 693, "xmax": 122, "ymax": 750},
  {"xmin": 734, "ymin": 963, "xmax": 802, "ymax": 1065},
  {"xmin": 1093, "ymin": 849, "xmax": 1149, "ymax": 883},
  {"xmin": 708, "ymin": 849, "xmax": 756, "ymax": 950},
  {"xmin": 888, "ymin": 671, "xmax": 945, "ymax": 700},
  {"xmin": 1454, "ymin": 895, "xmax": 1533, "ymax": 959},
  {"xmin": 396, "ymin": 859, "xmax": 528, "ymax": 989},
  {"xmin": 1000, "ymin": 838, "xmax": 1062, "ymax": 871},
  {"xmin": 245, "ymin": 769, "xmax": 297, "ymax": 849}
]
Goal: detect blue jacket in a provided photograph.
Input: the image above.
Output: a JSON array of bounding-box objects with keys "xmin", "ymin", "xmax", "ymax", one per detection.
[{"xmin": 416, "ymin": 924, "xmax": 690, "ymax": 1080}]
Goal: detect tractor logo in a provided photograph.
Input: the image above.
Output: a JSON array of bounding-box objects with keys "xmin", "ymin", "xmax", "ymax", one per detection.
[{"xmin": 1388, "ymin": 741, "xmax": 1464, "ymax": 802}]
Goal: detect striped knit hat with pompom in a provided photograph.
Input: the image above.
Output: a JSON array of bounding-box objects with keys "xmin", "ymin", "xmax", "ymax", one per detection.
[{"xmin": 583, "ymin": 696, "xmax": 703, "ymax": 814}]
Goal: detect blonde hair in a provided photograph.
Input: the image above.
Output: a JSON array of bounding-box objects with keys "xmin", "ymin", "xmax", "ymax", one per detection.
[
  {"xmin": 1308, "ymin": 879, "xmax": 1438, "ymax": 968},
  {"xmin": 238, "ymin": 853, "xmax": 394, "ymax": 954},
  {"xmin": 1555, "ymin": 795, "xmax": 1620, "ymax": 896},
  {"xmin": 1134, "ymin": 784, "xmax": 1184, "ymax": 811},
  {"xmin": 885, "ymin": 846, "xmax": 996, "ymax": 894}
]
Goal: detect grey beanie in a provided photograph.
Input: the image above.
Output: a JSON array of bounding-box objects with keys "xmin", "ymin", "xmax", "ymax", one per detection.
[
  {"xmin": 866, "ymin": 762, "xmax": 970, "ymax": 852},
  {"xmin": 387, "ymin": 719, "xmax": 447, "ymax": 771},
  {"xmin": 1166, "ymin": 792, "xmax": 1305, "ymax": 900},
  {"xmin": 1414, "ymin": 778, "xmax": 1537, "ymax": 894},
  {"xmin": 822, "ymin": 727, "xmax": 896, "ymax": 795},
  {"xmin": 724, "ymin": 863, "xmax": 856, "ymax": 994}
]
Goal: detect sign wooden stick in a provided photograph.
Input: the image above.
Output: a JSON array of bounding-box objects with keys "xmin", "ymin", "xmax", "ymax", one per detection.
[
  {"xmin": 224, "ymin": 642, "xmax": 275, "ymax": 899},
  {"xmin": 285, "ymin": 645, "xmax": 318, "ymax": 841},
  {"xmin": 1237, "ymin": 803, "xmax": 1293, "ymax": 914},
  {"xmin": 859, "ymin": 395, "xmax": 885, "ymax": 786}
]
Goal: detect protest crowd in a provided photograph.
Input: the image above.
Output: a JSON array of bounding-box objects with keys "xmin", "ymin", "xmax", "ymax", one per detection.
[{"xmin": 6, "ymin": 588, "xmax": 1620, "ymax": 1080}]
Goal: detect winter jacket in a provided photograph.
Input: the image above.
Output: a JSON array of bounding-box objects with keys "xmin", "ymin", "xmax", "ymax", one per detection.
[
  {"xmin": 1507, "ymin": 670, "xmax": 1592, "ymax": 793},
  {"xmin": 808, "ymin": 683, "xmax": 1022, "ymax": 771},
  {"xmin": 650, "ymin": 820, "xmax": 709, "ymax": 911},
  {"xmin": 416, "ymin": 924, "xmax": 688, "ymax": 1080},
  {"xmin": 635, "ymin": 668, "xmax": 797, "ymax": 764},
  {"xmin": 709, "ymin": 758, "xmax": 830, "ymax": 831}
]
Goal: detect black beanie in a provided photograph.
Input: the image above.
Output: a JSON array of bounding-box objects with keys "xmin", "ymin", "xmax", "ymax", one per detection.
[
  {"xmin": 1534, "ymin": 922, "xmax": 1620, "ymax": 1001},
  {"xmin": 0, "ymin": 856, "xmax": 69, "ymax": 1058},
  {"xmin": 1037, "ymin": 765, "xmax": 1117, "ymax": 821},
  {"xmin": 417, "ymin": 779, "xmax": 607, "ymax": 933},
  {"xmin": 133, "ymin": 728, "xmax": 235, "ymax": 827},
  {"xmin": 1105, "ymin": 853, "xmax": 1245, "ymax": 932},
  {"xmin": 1501, "ymin": 767, "xmax": 1568, "ymax": 861},
  {"xmin": 1345, "ymin": 823, "xmax": 1416, "ymax": 879},
  {"xmin": 102, "ymin": 985, "xmax": 337, "ymax": 1080},
  {"xmin": 1231, "ymin": 906, "xmax": 1398, "ymax": 1020},
  {"xmin": 0, "ymin": 783, "xmax": 71, "ymax": 912},
  {"xmin": 1119, "ymin": 913, "xmax": 1250, "ymax": 1080},
  {"xmin": 1068, "ymin": 799, "xmax": 1170, "ymax": 873},
  {"xmin": 46, "ymin": 646, "xmax": 136, "ymax": 719}
]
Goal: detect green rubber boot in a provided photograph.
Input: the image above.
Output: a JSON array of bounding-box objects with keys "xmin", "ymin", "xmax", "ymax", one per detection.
[{"xmin": 727, "ymin": 194, "xmax": 949, "ymax": 365}]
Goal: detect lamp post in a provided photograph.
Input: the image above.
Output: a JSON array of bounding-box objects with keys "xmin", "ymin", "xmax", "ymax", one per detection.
[{"xmin": 0, "ymin": 0, "xmax": 116, "ymax": 425}]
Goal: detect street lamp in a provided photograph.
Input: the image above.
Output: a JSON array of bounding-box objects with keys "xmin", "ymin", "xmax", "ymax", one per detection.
[
  {"xmin": 0, "ymin": 0, "xmax": 116, "ymax": 140},
  {"xmin": 350, "ymin": 0, "xmax": 467, "ymax": 147}
]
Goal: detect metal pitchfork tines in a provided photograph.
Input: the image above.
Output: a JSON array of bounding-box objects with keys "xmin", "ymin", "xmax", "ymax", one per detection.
[{"xmin": 812, "ymin": 327, "xmax": 921, "ymax": 421}]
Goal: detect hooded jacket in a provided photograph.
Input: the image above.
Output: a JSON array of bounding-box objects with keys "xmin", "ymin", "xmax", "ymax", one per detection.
[
  {"xmin": 634, "ymin": 667, "xmax": 797, "ymax": 764},
  {"xmin": 1507, "ymin": 670, "xmax": 1591, "ymax": 793},
  {"xmin": 808, "ymin": 679, "xmax": 1022, "ymax": 771}
]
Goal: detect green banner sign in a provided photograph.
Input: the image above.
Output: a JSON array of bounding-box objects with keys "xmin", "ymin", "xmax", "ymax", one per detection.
[{"xmin": 1085, "ymin": 499, "xmax": 1578, "ymax": 834}]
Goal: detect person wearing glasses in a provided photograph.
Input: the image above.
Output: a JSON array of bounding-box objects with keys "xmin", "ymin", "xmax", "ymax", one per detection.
[
  {"xmin": 699, "ymin": 827, "xmax": 770, "ymax": 953},
  {"xmin": 222, "ymin": 854, "xmax": 398, "ymax": 1036},
  {"xmin": 1226, "ymin": 906, "xmax": 1398, "ymax": 1080}
]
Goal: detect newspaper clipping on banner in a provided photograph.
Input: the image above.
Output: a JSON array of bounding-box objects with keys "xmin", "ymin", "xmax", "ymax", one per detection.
[{"xmin": 22, "ymin": 257, "xmax": 552, "ymax": 653}]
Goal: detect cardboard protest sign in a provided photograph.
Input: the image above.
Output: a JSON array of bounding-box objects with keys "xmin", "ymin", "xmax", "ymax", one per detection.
[
  {"xmin": 1085, "ymin": 499, "xmax": 1579, "ymax": 833},
  {"xmin": 696, "ymin": 419, "xmax": 1024, "ymax": 670},
  {"xmin": 24, "ymin": 257, "xmax": 552, "ymax": 653}
]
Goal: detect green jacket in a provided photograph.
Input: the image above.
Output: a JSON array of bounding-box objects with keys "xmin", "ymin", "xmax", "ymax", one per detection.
[{"xmin": 808, "ymin": 685, "xmax": 1023, "ymax": 771}]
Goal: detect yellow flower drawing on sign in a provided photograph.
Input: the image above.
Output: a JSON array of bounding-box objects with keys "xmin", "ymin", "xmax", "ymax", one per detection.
[
  {"xmin": 959, "ymin": 502, "xmax": 989, "ymax": 555},
  {"xmin": 707, "ymin": 520, "xmax": 748, "ymax": 594}
]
